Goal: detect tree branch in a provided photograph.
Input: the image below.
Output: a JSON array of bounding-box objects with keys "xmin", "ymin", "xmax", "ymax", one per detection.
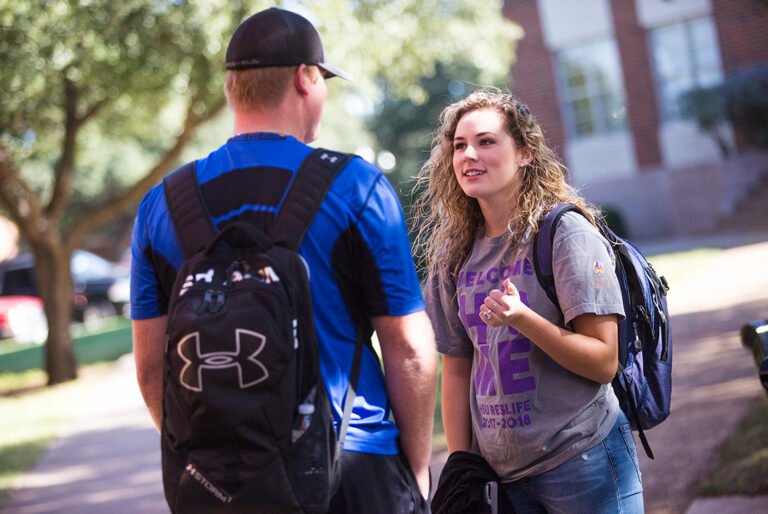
[
  {"xmin": 46, "ymin": 73, "xmax": 80, "ymax": 222},
  {"xmin": 76, "ymin": 96, "xmax": 110, "ymax": 129},
  {"xmin": 64, "ymin": 96, "xmax": 226, "ymax": 251},
  {"xmin": 0, "ymin": 145, "xmax": 46, "ymax": 245}
]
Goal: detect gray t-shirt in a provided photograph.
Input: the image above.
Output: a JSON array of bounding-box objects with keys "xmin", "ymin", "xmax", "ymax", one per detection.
[{"xmin": 425, "ymin": 212, "xmax": 624, "ymax": 480}]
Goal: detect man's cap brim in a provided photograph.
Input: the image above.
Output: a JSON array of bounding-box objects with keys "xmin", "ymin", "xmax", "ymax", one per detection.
[{"xmin": 318, "ymin": 62, "xmax": 352, "ymax": 81}]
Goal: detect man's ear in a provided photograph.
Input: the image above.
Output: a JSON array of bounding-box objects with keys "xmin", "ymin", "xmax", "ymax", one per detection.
[{"xmin": 294, "ymin": 64, "xmax": 313, "ymax": 96}]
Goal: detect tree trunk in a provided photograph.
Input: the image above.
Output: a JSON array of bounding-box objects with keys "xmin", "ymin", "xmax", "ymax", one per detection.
[{"xmin": 32, "ymin": 242, "xmax": 77, "ymax": 385}]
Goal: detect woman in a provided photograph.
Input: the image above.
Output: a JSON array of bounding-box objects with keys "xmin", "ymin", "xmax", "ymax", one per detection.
[{"xmin": 413, "ymin": 90, "xmax": 643, "ymax": 513}]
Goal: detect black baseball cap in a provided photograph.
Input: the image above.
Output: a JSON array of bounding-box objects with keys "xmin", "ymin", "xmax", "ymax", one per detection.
[{"xmin": 225, "ymin": 7, "xmax": 352, "ymax": 81}]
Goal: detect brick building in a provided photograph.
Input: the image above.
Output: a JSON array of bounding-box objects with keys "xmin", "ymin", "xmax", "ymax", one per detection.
[{"xmin": 504, "ymin": 0, "xmax": 768, "ymax": 238}]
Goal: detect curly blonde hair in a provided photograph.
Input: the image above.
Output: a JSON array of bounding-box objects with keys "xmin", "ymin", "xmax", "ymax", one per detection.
[{"xmin": 411, "ymin": 89, "xmax": 600, "ymax": 281}]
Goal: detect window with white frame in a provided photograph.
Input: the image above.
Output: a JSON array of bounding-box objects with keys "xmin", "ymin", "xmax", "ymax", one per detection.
[
  {"xmin": 650, "ymin": 17, "xmax": 723, "ymax": 119},
  {"xmin": 557, "ymin": 39, "xmax": 628, "ymax": 138}
]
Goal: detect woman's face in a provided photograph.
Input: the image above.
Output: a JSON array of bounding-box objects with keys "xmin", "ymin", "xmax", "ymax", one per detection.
[{"xmin": 452, "ymin": 108, "xmax": 529, "ymax": 209}]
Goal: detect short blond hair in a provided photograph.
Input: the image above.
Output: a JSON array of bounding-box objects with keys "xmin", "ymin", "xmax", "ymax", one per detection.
[
  {"xmin": 224, "ymin": 65, "xmax": 324, "ymax": 111},
  {"xmin": 225, "ymin": 66, "xmax": 295, "ymax": 111}
]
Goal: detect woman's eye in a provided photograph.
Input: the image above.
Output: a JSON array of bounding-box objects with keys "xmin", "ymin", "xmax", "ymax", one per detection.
[
  {"xmin": 454, "ymin": 142, "xmax": 466, "ymax": 150},
  {"xmin": 480, "ymin": 138, "xmax": 494, "ymax": 145}
]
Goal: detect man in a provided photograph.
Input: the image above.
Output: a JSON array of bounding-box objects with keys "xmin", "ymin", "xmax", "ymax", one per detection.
[{"xmin": 130, "ymin": 7, "xmax": 437, "ymax": 513}]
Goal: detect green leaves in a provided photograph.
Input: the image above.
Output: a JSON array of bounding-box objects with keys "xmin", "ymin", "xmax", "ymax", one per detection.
[
  {"xmin": 0, "ymin": 0, "xmax": 520, "ymax": 232},
  {"xmin": 1, "ymin": 1, "xmax": 228, "ymax": 144},
  {"xmin": 310, "ymin": 0, "xmax": 520, "ymax": 100}
]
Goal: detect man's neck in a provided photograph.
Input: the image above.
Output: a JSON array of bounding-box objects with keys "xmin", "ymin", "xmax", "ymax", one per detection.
[{"xmin": 232, "ymin": 107, "xmax": 306, "ymax": 143}]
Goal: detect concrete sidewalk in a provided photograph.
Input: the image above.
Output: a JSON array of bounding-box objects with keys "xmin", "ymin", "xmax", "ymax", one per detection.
[
  {"xmin": 1, "ymin": 355, "xmax": 167, "ymax": 514},
  {"xmin": 2, "ymin": 355, "xmax": 459, "ymax": 514},
  {"xmin": 3, "ymin": 230, "xmax": 768, "ymax": 514}
]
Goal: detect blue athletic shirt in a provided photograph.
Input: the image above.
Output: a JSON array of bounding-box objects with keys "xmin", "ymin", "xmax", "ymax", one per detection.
[{"xmin": 130, "ymin": 133, "xmax": 426, "ymax": 455}]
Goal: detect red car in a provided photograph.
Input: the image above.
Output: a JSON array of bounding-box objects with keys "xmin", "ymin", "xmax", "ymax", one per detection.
[
  {"xmin": 0, "ymin": 250, "xmax": 129, "ymax": 326},
  {"xmin": 0, "ymin": 295, "xmax": 47, "ymax": 344}
]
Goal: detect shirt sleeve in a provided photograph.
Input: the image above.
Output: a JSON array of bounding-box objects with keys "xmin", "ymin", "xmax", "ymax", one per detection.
[
  {"xmin": 353, "ymin": 174, "xmax": 425, "ymax": 317},
  {"xmin": 130, "ymin": 192, "xmax": 163, "ymax": 320},
  {"xmin": 551, "ymin": 213, "xmax": 625, "ymax": 325},
  {"xmin": 424, "ymin": 271, "xmax": 474, "ymax": 357}
]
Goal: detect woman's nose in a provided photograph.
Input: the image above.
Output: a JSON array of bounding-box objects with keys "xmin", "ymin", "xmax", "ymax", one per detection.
[{"xmin": 464, "ymin": 145, "xmax": 478, "ymax": 161}]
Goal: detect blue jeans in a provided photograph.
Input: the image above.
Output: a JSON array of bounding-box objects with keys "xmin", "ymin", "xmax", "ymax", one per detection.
[{"xmin": 502, "ymin": 411, "xmax": 643, "ymax": 514}]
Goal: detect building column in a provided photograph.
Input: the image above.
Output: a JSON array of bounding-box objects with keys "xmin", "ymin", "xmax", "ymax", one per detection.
[
  {"xmin": 610, "ymin": 0, "xmax": 662, "ymax": 170},
  {"xmin": 503, "ymin": 0, "xmax": 567, "ymax": 161}
]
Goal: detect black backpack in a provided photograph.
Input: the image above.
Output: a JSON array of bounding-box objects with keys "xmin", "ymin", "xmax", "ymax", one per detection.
[
  {"xmin": 160, "ymin": 148, "xmax": 361, "ymax": 513},
  {"xmin": 532, "ymin": 204, "xmax": 672, "ymax": 459}
]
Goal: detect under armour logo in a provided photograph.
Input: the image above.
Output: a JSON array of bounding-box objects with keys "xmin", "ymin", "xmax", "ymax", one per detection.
[
  {"xmin": 319, "ymin": 152, "xmax": 339, "ymax": 163},
  {"xmin": 179, "ymin": 268, "xmax": 216, "ymax": 296},
  {"xmin": 177, "ymin": 329, "xmax": 269, "ymax": 392},
  {"xmin": 255, "ymin": 265, "xmax": 280, "ymax": 284}
]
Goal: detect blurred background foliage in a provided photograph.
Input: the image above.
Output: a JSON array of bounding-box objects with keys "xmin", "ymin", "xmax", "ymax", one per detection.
[
  {"xmin": 1, "ymin": 0, "xmax": 520, "ymax": 250},
  {"xmin": 679, "ymin": 65, "xmax": 768, "ymax": 156},
  {"xmin": 0, "ymin": 0, "xmax": 520, "ymax": 383}
]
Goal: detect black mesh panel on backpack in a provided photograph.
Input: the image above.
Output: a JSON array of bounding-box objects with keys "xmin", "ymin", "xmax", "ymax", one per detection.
[{"xmin": 160, "ymin": 149, "xmax": 355, "ymax": 513}]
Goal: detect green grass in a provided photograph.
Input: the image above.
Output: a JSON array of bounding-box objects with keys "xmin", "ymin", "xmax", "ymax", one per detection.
[
  {"xmin": 0, "ymin": 363, "xmax": 112, "ymax": 507},
  {"xmin": 0, "ymin": 318, "xmax": 132, "ymax": 374},
  {"xmin": 646, "ymin": 247, "xmax": 719, "ymax": 287},
  {"xmin": 0, "ymin": 339, "xmax": 30, "ymax": 356},
  {"xmin": 0, "ymin": 320, "xmax": 132, "ymax": 508},
  {"xmin": 0, "ymin": 368, "xmax": 48, "ymax": 393},
  {"xmin": 699, "ymin": 397, "xmax": 768, "ymax": 496}
]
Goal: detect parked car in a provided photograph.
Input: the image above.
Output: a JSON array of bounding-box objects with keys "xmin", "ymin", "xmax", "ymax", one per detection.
[
  {"xmin": 0, "ymin": 250, "xmax": 129, "ymax": 328},
  {"xmin": 0, "ymin": 295, "xmax": 47, "ymax": 344}
]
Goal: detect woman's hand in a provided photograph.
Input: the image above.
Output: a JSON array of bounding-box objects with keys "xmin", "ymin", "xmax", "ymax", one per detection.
[
  {"xmin": 481, "ymin": 278, "xmax": 527, "ymax": 327},
  {"xmin": 481, "ymin": 278, "xmax": 619, "ymax": 383}
]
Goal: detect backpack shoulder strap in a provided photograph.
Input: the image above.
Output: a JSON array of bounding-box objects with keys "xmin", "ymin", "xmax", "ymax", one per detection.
[
  {"xmin": 163, "ymin": 149, "xmax": 353, "ymax": 256},
  {"xmin": 162, "ymin": 161, "xmax": 218, "ymax": 258},
  {"xmin": 269, "ymin": 147, "xmax": 360, "ymax": 451},
  {"xmin": 335, "ymin": 320, "xmax": 365, "ymax": 455},
  {"xmin": 270, "ymin": 148, "xmax": 355, "ymax": 250},
  {"xmin": 532, "ymin": 203, "xmax": 583, "ymax": 310}
]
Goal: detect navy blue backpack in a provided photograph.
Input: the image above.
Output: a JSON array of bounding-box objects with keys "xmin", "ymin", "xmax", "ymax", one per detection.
[{"xmin": 533, "ymin": 204, "xmax": 672, "ymax": 459}]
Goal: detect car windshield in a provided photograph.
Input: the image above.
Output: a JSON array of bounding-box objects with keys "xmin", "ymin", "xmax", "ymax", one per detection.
[{"xmin": 70, "ymin": 250, "xmax": 114, "ymax": 280}]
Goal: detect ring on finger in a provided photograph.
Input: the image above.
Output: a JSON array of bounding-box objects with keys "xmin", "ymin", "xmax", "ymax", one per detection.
[{"xmin": 484, "ymin": 310, "xmax": 492, "ymax": 320}]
